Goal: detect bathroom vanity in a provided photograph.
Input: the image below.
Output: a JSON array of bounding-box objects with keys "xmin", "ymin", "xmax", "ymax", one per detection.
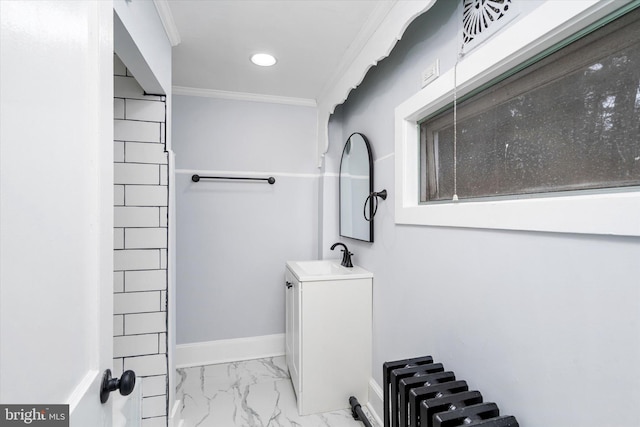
[{"xmin": 285, "ymin": 260, "xmax": 372, "ymax": 415}]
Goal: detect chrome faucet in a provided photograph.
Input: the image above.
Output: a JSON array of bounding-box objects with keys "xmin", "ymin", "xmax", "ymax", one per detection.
[{"xmin": 330, "ymin": 242, "xmax": 353, "ymax": 268}]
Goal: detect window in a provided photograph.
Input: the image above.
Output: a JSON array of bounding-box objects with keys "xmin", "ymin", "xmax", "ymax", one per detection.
[
  {"xmin": 394, "ymin": 1, "xmax": 640, "ymax": 236},
  {"xmin": 421, "ymin": 6, "xmax": 640, "ymax": 202}
]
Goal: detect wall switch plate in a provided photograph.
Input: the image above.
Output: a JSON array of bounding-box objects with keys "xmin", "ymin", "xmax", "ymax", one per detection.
[{"xmin": 421, "ymin": 59, "xmax": 440, "ymax": 88}]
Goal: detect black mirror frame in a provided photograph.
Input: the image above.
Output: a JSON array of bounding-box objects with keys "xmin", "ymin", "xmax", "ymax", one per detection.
[{"xmin": 339, "ymin": 132, "xmax": 374, "ymax": 242}]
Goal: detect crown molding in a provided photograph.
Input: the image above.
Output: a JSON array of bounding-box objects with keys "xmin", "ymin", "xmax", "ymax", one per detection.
[
  {"xmin": 172, "ymin": 85, "xmax": 317, "ymax": 107},
  {"xmin": 318, "ymin": 1, "xmax": 396, "ymax": 100},
  {"xmin": 315, "ymin": 0, "xmax": 437, "ymax": 167},
  {"xmin": 153, "ymin": 0, "xmax": 181, "ymax": 47}
]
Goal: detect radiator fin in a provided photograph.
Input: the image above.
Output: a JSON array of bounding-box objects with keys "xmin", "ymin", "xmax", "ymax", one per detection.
[{"xmin": 383, "ymin": 356, "xmax": 519, "ymax": 427}]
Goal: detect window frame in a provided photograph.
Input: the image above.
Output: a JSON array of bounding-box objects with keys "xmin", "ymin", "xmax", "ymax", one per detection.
[{"xmin": 394, "ymin": 0, "xmax": 640, "ymax": 236}]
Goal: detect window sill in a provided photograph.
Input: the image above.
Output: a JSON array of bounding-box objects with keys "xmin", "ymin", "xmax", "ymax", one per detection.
[{"xmin": 395, "ymin": 191, "xmax": 640, "ymax": 236}]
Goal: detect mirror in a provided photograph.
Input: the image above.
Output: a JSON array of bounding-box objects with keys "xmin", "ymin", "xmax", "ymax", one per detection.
[{"xmin": 339, "ymin": 132, "xmax": 373, "ymax": 242}]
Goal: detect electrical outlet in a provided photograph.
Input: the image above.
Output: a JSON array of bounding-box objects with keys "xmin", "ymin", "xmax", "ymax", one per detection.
[{"xmin": 421, "ymin": 59, "xmax": 440, "ymax": 88}]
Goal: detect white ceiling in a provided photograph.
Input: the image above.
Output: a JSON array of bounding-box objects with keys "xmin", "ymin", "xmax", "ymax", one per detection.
[{"xmin": 165, "ymin": 0, "xmax": 394, "ymax": 103}]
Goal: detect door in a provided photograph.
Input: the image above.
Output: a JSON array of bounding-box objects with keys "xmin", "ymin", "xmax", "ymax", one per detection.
[
  {"xmin": 0, "ymin": 1, "xmax": 115, "ymax": 425},
  {"xmin": 285, "ymin": 270, "xmax": 293, "ymax": 368},
  {"xmin": 285, "ymin": 268, "xmax": 301, "ymax": 393}
]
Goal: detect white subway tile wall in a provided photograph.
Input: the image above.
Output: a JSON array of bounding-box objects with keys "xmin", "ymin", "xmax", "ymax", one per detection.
[
  {"xmin": 126, "ymin": 142, "xmax": 169, "ymax": 164},
  {"xmin": 114, "ymin": 76, "xmax": 164, "ymax": 102},
  {"xmin": 114, "ymin": 163, "xmax": 161, "ymax": 185},
  {"xmin": 113, "ymin": 358, "xmax": 124, "ymax": 378},
  {"xmin": 114, "ymin": 98, "xmax": 125, "ymax": 120},
  {"xmin": 114, "ymin": 185, "xmax": 125, "ymax": 206},
  {"xmin": 142, "ymin": 395, "xmax": 167, "ymax": 418},
  {"xmin": 124, "ymin": 354, "xmax": 167, "ymax": 377},
  {"xmin": 114, "ymin": 249, "xmax": 161, "ymax": 271},
  {"xmin": 114, "ymin": 54, "xmax": 168, "ymax": 427},
  {"xmin": 141, "ymin": 416, "xmax": 168, "ymax": 427},
  {"xmin": 114, "ymin": 120, "xmax": 162, "ymax": 143},
  {"xmin": 114, "ymin": 291, "xmax": 161, "ymax": 315},
  {"xmin": 142, "ymin": 375, "xmax": 167, "ymax": 397},
  {"xmin": 115, "ymin": 207, "xmax": 161, "ymax": 228},
  {"xmin": 125, "ymin": 185, "xmax": 168, "ymax": 207},
  {"xmin": 126, "ymin": 99, "xmax": 166, "ymax": 122},
  {"xmin": 159, "ymin": 165, "xmax": 168, "ymax": 186},
  {"xmin": 113, "ymin": 334, "xmax": 160, "ymax": 358},
  {"xmin": 114, "ymin": 315, "xmax": 124, "ymax": 337},
  {"xmin": 114, "ymin": 271, "xmax": 125, "ymax": 293},
  {"xmin": 159, "ymin": 207, "xmax": 168, "ymax": 227},
  {"xmin": 125, "ymin": 228, "xmax": 168, "ymax": 249},
  {"xmin": 125, "ymin": 270, "xmax": 167, "ymax": 292},
  {"xmin": 114, "ymin": 228, "xmax": 125, "ymax": 250},
  {"xmin": 114, "ymin": 141, "xmax": 125, "ymax": 162},
  {"xmin": 125, "ymin": 312, "xmax": 167, "ymax": 335}
]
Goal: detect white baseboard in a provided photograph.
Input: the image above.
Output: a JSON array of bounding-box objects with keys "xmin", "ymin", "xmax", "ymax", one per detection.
[
  {"xmin": 176, "ymin": 334, "xmax": 285, "ymax": 368},
  {"xmin": 169, "ymin": 400, "xmax": 184, "ymax": 427},
  {"xmin": 168, "ymin": 399, "xmax": 183, "ymax": 427},
  {"xmin": 367, "ymin": 378, "xmax": 384, "ymax": 427}
]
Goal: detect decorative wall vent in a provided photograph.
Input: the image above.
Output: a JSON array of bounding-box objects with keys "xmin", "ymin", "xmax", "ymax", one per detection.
[{"xmin": 462, "ymin": 0, "xmax": 518, "ymax": 51}]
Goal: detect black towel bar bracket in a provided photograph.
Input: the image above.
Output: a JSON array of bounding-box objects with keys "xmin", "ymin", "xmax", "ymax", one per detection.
[{"xmin": 191, "ymin": 174, "xmax": 275, "ymax": 184}]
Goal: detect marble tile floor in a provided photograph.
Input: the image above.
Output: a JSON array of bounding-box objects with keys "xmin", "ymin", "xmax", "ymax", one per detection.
[{"xmin": 176, "ymin": 356, "xmax": 377, "ymax": 427}]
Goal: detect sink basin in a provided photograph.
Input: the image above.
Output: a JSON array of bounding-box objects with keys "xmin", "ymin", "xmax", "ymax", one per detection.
[
  {"xmin": 287, "ymin": 259, "xmax": 373, "ymax": 281},
  {"xmin": 296, "ymin": 260, "xmax": 347, "ymax": 276}
]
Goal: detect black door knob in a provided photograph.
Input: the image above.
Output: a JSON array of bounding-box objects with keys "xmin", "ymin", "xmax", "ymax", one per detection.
[{"xmin": 100, "ymin": 369, "xmax": 136, "ymax": 404}]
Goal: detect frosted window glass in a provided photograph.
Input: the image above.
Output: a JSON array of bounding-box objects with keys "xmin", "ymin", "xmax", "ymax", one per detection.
[{"xmin": 421, "ymin": 8, "xmax": 640, "ymax": 202}]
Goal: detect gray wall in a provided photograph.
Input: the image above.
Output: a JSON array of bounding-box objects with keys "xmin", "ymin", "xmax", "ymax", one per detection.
[
  {"xmin": 326, "ymin": 1, "xmax": 640, "ymax": 426},
  {"xmin": 173, "ymin": 96, "xmax": 318, "ymax": 344}
]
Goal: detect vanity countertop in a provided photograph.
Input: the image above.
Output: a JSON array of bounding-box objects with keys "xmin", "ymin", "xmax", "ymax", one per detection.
[{"xmin": 286, "ymin": 259, "xmax": 373, "ymax": 282}]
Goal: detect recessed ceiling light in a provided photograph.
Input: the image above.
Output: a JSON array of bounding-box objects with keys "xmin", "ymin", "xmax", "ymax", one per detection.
[{"xmin": 251, "ymin": 53, "xmax": 277, "ymax": 67}]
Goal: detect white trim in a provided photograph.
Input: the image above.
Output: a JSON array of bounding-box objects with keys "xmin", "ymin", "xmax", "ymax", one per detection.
[
  {"xmin": 68, "ymin": 371, "xmax": 104, "ymax": 424},
  {"xmin": 169, "ymin": 399, "xmax": 183, "ymax": 427},
  {"xmin": 67, "ymin": 370, "xmax": 100, "ymax": 411},
  {"xmin": 318, "ymin": 1, "xmax": 396, "ymax": 100},
  {"xmin": 394, "ymin": 0, "xmax": 640, "ymax": 236},
  {"xmin": 176, "ymin": 168, "xmax": 322, "ymax": 179},
  {"xmin": 176, "ymin": 334, "xmax": 285, "ymax": 368},
  {"xmin": 152, "ymin": 0, "xmax": 181, "ymax": 47},
  {"xmin": 316, "ymin": 0, "xmax": 438, "ymax": 167},
  {"xmin": 167, "ymin": 150, "xmax": 177, "ymax": 421},
  {"xmin": 367, "ymin": 378, "xmax": 384, "ymax": 427},
  {"xmin": 169, "ymin": 399, "xmax": 181, "ymax": 419},
  {"xmin": 172, "ymin": 85, "xmax": 317, "ymax": 107}
]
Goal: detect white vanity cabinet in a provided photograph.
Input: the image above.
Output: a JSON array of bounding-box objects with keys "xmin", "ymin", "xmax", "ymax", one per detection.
[{"xmin": 285, "ymin": 260, "xmax": 372, "ymax": 415}]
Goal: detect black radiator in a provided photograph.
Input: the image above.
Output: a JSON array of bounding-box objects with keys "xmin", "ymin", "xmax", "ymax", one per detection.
[{"xmin": 383, "ymin": 356, "xmax": 519, "ymax": 427}]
